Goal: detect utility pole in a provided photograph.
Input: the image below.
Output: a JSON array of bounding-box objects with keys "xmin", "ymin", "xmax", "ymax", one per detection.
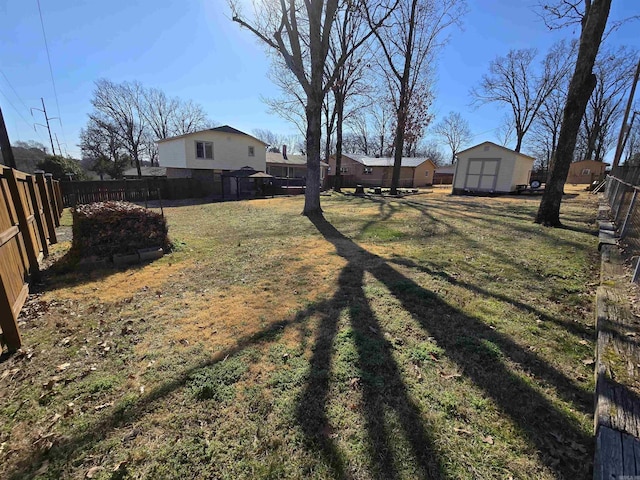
[
  {"xmin": 0, "ymin": 106, "xmax": 17, "ymax": 168},
  {"xmin": 31, "ymin": 97, "xmax": 57, "ymax": 156},
  {"xmin": 54, "ymin": 133, "xmax": 65, "ymax": 157},
  {"xmin": 612, "ymin": 57, "xmax": 640, "ymax": 168},
  {"xmin": 621, "ymin": 111, "xmax": 638, "ymax": 164}
]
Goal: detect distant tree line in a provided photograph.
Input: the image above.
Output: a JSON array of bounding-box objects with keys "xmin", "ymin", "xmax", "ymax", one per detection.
[{"xmin": 80, "ymin": 79, "xmax": 215, "ymax": 179}]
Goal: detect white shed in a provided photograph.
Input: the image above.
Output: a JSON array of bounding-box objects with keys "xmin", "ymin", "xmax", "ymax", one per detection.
[{"xmin": 452, "ymin": 142, "xmax": 535, "ymax": 194}]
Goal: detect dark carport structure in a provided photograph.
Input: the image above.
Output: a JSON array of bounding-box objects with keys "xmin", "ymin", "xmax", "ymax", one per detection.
[{"xmin": 222, "ymin": 166, "xmax": 274, "ymax": 200}]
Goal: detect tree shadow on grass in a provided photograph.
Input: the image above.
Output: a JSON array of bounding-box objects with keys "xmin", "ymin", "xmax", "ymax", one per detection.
[
  {"xmin": 302, "ymin": 213, "xmax": 592, "ymax": 479},
  {"xmin": 6, "ymin": 207, "xmax": 594, "ymax": 479},
  {"xmin": 296, "ymin": 261, "xmax": 443, "ymax": 479}
]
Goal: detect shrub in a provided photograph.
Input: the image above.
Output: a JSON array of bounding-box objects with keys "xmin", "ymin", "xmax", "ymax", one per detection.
[{"xmin": 71, "ymin": 201, "xmax": 170, "ymax": 258}]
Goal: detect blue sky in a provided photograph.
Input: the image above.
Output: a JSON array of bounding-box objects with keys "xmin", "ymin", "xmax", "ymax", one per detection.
[{"xmin": 0, "ymin": 0, "xmax": 637, "ymax": 160}]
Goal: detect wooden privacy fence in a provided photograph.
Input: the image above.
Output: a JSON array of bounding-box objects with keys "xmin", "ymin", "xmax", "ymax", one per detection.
[
  {"xmin": 0, "ymin": 166, "xmax": 61, "ymax": 352},
  {"xmin": 60, "ymin": 178, "xmax": 218, "ymax": 207}
]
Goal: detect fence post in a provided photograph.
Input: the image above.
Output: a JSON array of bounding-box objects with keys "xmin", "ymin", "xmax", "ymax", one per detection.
[
  {"xmin": 0, "ymin": 274, "xmax": 22, "ymax": 352},
  {"xmin": 36, "ymin": 172, "xmax": 57, "ymax": 244},
  {"xmin": 6, "ymin": 169, "xmax": 41, "ymax": 282},
  {"xmin": 27, "ymin": 176, "xmax": 49, "ymax": 257},
  {"xmin": 53, "ymin": 181, "xmax": 63, "ymax": 214},
  {"xmin": 620, "ymin": 189, "xmax": 638, "ymax": 239},
  {"xmin": 45, "ymin": 174, "xmax": 60, "ymax": 227}
]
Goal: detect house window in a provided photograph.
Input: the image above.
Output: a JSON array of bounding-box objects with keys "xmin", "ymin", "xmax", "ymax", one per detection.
[
  {"xmin": 248, "ymin": 146, "xmax": 255, "ymax": 157},
  {"xmin": 425, "ymin": 171, "xmax": 429, "ymax": 177},
  {"xmin": 581, "ymin": 168, "xmax": 591, "ymax": 175},
  {"xmin": 340, "ymin": 166, "xmax": 349, "ymax": 173},
  {"xmin": 196, "ymin": 141, "xmax": 213, "ymax": 159},
  {"xmin": 363, "ymin": 167, "xmax": 373, "ymax": 175}
]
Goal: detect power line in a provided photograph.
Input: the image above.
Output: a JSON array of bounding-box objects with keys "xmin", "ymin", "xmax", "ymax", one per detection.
[
  {"xmin": 0, "ymin": 87, "xmax": 46, "ymax": 144},
  {"xmin": 36, "ymin": 0, "xmax": 68, "ymax": 149},
  {"xmin": 0, "ymin": 70, "xmax": 32, "ymax": 114},
  {"xmin": 0, "ymin": 70, "xmax": 48, "ymax": 145}
]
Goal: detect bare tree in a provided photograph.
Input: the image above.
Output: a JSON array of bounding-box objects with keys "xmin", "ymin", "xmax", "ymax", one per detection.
[
  {"xmin": 347, "ymin": 100, "xmax": 395, "ymax": 156},
  {"xmin": 535, "ymin": 0, "xmax": 612, "ymax": 226},
  {"xmin": 624, "ymin": 108, "xmax": 640, "ymax": 164},
  {"xmin": 372, "ymin": 0, "xmax": 466, "ymax": 194},
  {"xmin": 471, "ymin": 41, "xmax": 574, "ymax": 152},
  {"xmin": 400, "ymin": 82, "xmax": 434, "ymax": 157},
  {"xmin": 345, "ymin": 112, "xmax": 372, "ymax": 155},
  {"xmin": 90, "ymin": 79, "xmax": 147, "ymax": 177},
  {"xmin": 231, "ymin": 0, "xmax": 395, "ymax": 214},
  {"xmin": 87, "ymin": 80, "xmax": 212, "ymax": 175},
  {"xmin": 262, "ymin": 59, "xmax": 308, "ymax": 136},
  {"xmin": 529, "ymin": 76, "xmax": 567, "ymax": 175},
  {"xmin": 417, "ymin": 141, "xmax": 444, "ymax": 165},
  {"xmin": 328, "ymin": 7, "xmax": 375, "ymax": 191},
  {"xmin": 79, "ymin": 117, "xmax": 129, "ymax": 179},
  {"xmin": 171, "ymin": 100, "xmax": 211, "ymax": 136},
  {"xmin": 577, "ymin": 46, "xmax": 637, "ymax": 161},
  {"xmin": 433, "ymin": 111, "xmax": 471, "ymax": 163}
]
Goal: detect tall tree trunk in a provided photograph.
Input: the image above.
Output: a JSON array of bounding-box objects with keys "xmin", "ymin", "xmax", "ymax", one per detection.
[
  {"xmin": 535, "ymin": 0, "xmax": 612, "ymax": 226},
  {"xmin": 334, "ymin": 93, "xmax": 344, "ymax": 192},
  {"xmin": 389, "ymin": 0, "xmax": 417, "ymax": 195},
  {"xmin": 134, "ymin": 152, "xmax": 142, "ymax": 178},
  {"xmin": 391, "ymin": 101, "xmax": 407, "ymax": 195},
  {"xmin": 514, "ymin": 135, "xmax": 522, "ymax": 153},
  {"xmin": 304, "ymin": 94, "xmax": 323, "ymax": 215}
]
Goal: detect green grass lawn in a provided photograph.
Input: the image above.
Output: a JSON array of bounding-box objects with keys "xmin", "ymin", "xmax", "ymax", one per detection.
[{"xmin": 1, "ymin": 186, "xmax": 599, "ymax": 479}]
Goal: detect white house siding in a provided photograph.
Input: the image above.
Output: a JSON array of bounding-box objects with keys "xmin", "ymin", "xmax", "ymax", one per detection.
[
  {"xmin": 158, "ymin": 130, "xmax": 266, "ymax": 173},
  {"xmin": 158, "ymin": 138, "xmax": 187, "ymax": 169},
  {"xmin": 183, "ymin": 131, "xmax": 265, "ymax": 171}
]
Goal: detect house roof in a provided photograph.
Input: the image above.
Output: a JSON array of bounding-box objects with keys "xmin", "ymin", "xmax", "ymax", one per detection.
[
  {"xmin": 456, "ymin": 141, "xmax": 535, "ymax": 161},
  {"xmin": 156, "ymin": 125, "xmax": 269, "ymax": 146},
  {"xmin": 342, "ymin": 155, "xmax": 436, "ymax": 168},
  {"xmin": 435, "ymin": 164, "xmax": 456, "ymax": 174},
  {"xmin": 572, "ymin": 159, "xmax": 610, "ymax": 166},
  {"xmin": 123, "ymin": 166, "xmax": 167, "ymax": 177},
  {"xmin": 266, "ymin": 151, "xmax": 329, "ymax": 167}
]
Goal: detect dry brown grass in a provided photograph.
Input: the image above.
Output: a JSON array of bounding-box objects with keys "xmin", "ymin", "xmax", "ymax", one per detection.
[{"xmin": 0, "ymin": 187, "xmax": 600, "ymax": 480}]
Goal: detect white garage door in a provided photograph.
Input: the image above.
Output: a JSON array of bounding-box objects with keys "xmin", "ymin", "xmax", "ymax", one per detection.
[{"xmin": 464, "ymin": 158, "xmax": 500, "ymax": 191}]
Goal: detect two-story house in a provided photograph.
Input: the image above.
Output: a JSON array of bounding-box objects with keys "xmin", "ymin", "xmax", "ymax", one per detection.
[{"xmin": 157, "ymin": 125, "xmax": 268, "ymax": 183}]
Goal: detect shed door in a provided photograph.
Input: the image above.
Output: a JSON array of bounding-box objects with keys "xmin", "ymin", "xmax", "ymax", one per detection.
[{"xmin": 464, "ymin": 158, "xmax": 500, "ymax": 191}]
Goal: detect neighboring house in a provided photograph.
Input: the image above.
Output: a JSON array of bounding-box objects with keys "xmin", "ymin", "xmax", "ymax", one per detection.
[
  {"xmin": 157, "ymin": 125, "xmax": 268, "ymax": 182},
  {"xmin": 327, "ymin": 154, "xmax": 436, "ymax": 188},
  {"xmin": 434, "ymin": 164, "xmax": 456, "ymax": 185},
  {"xmin": 123, "ymin": 166, "xmax": 167, "ymax": 179},
  {"xmin": 567, "ymin": 159, "xmax": 608, "ymax": 184},
  {"xmin": 266, "ymin": 146, "xmax": 329, "ymax": 185},
  {"xmin": 452, "ymin": 142, "xmax": 534, "ymax": 194}
]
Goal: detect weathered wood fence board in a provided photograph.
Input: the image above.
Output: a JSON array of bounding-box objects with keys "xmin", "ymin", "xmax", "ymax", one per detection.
[
  {"xmin": 0, "ymin": 166, "xmax": 60, "ymax": 352},
  {"xmin": 60, "ymin": 178, "xmax": 216, "ymax": 207}
]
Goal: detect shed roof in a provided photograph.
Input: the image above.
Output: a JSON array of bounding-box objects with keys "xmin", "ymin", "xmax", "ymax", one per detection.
[
  {"xmin": 342, "ymin": 155, "xmax": 436, "ymax": 168},
  {"xmin": 456, "ymin": 141, "xmax": 535, "ymax": 161},
  {"xmin": 156, "ymin": 125, "xmax": 269, "ymax": 146},
  {"xmin": 222, "ymin": 166, "xmax": 272, "ymax": 178}
]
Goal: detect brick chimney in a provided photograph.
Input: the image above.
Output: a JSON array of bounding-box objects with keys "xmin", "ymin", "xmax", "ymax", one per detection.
[{"xmin": 282, "ymin": 145, "xmax": 288, "ymax": 160}]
